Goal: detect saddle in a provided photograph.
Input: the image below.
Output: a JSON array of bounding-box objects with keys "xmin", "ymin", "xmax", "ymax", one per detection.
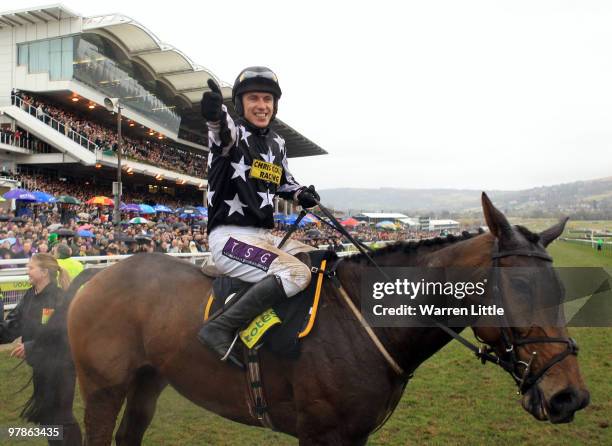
[{"xmin": 202, "ymin": 250, "xmax": 337, "ymax": 358}]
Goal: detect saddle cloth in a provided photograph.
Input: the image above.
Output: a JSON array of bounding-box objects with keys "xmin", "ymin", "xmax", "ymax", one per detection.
[{"xmin": 203, "ymin": 250, "xmax": 335, "ymax": 357}]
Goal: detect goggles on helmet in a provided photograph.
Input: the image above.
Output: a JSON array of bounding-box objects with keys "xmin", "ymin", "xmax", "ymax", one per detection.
[{"xmin": 238, "ymin": 70, "xmax": 278, "ymax": 83}]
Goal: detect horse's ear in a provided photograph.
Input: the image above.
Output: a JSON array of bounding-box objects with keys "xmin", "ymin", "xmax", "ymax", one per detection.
[
  {"xmin": 539, "ymin": 216, "xmax": 569, "ymax": 247},
  {"xmin": 481, "ymin": 192, "xmax": 512, "ymax": 240}
]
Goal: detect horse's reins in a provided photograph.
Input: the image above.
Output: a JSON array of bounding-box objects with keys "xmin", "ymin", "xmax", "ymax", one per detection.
[{"xmin": 292, "ymin": 203, "xmax": 578, "ymax": 395}]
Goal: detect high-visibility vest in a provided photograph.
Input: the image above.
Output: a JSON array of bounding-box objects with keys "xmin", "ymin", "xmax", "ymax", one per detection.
[{"xmin": 57, "ymin": 257, "xmax": 84, "ymax": 281}]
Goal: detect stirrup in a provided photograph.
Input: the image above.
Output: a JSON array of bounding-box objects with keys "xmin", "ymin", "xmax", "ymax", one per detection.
[
  {"xmin": 220, "ymin": 333, "xmax": 244, "ymax": 369},
  {"xmin": 221, "ymin": 333, "xmax": 240, "ymax": 362}
]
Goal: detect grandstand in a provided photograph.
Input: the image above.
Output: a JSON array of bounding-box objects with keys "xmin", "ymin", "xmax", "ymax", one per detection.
[{"xmin": 0, "ymin": 4, "xmax": 325, "ymax": 208}]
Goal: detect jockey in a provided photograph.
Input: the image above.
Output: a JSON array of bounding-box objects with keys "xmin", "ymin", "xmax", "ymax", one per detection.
[{"xmin": 197, "ymin": 67, "xmax": 320, "ymax": 368}]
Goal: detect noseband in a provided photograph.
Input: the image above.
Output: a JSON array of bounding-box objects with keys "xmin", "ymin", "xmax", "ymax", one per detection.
[{"xmin": 480, "ymin": 246, "xmax": 579, "ymax": 394}]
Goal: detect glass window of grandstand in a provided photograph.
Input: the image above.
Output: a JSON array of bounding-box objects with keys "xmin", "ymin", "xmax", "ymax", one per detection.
[
  {"xmin": 73, "ymin": 35, "xmax": 180, "ymax": 134},
  {"xmin": 16, "ymin": 35, "xmax": 179, "ymax": 134},
  {"xmin": 17, "ymin": 37, "xmax": 74, "ymax": 81}
]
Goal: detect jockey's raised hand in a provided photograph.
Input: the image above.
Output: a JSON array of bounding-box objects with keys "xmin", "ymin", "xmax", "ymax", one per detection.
[
  {"xmin": 201, "ymin": 79, "xmax": 224, "ymax": 122},
  {"xmin": 202, "ymin": 79, "xmax": 233, "ymax": 147}
]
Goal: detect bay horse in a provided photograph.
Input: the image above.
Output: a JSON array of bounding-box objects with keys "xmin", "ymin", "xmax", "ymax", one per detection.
[{"xmin": 64, "ymin": 193, "xmax": 589, "ymax": 445}]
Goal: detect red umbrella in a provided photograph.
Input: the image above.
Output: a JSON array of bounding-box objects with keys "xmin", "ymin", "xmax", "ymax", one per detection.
[
  {"xmin": 341, "ymin": 217, "xmax": 360, "ymax": 227},
  {"xmin": 86, "ymin": 196, "xmax": 114, "ymax": 206}
]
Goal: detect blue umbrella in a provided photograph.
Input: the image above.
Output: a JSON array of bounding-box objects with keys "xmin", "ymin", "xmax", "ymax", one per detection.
[
  {"xmin": 273, "ymin": 212, "xmax": 286, "ymax": 222},
  {"xmin": 195, "ymin": 206, "xmax": 208, "ymax": 216},
  {"xmin": 176, "ymin": 206, "xmax": 200, "ymax": 215},
  {"xmin": 138, "ymin": 204, "xmax": 156, "ymax": 214},
  {"xmin": 3, "ymin": 188, "xmax": 31, "ymax": 199},
  {"xmin": 154, "ymin": 204, "xmax": 173, "ymax": 213},
  {"xmin": 284, "ymin": 213, "xmax": 299, "ymax": 224},
  {"xmin": 0, "ymin": 237, "xmax": 16, "ymax": 245},
  {"xmin": 3, "ymin": 189, "xmax": 36, "ymax": 201},
  {"xmin": 32, "ymin": 191, "xmax": 56, "ymax": 203},
  {"xmin": 77, "ymin": 229, "xmax": 94, "ymax": 237}
]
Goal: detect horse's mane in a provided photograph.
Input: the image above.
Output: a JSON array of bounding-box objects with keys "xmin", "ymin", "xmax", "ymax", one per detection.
[
  {"xmin": 345, "ymin": 229, "xmax": 485, "ymax": 264},
  {"xmin": 514, "ymin": 225, "xmax": 541, "ymax": 244}
]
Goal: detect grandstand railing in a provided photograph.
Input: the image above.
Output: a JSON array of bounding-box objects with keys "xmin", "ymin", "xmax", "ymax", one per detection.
[
  {"xmin": 11, "ymin": 95, "xmax": 100, "ymax": 154},
  {"xmin": 0, "ymin": 252, "xmax": 212, "ymax": 311},
  {"xmin": 0, "ymin": 248, "xmax": 364, "ymax": 312}
]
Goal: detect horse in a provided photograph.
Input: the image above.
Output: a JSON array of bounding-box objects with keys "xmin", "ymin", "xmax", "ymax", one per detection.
[{"xmin": 60, "ymin": 193, "xmax": 588, "ymax": 445}]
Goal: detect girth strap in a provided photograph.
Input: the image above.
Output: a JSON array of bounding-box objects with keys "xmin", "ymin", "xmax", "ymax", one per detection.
[{"xmin": 244, "ymin": 348, "xmax": 275, "ymax": 430}]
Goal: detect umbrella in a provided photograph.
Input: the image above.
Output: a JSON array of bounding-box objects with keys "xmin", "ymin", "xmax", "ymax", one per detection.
[
  {"xmin": 3, "ymin": 188, "xmax": 32, "ymax": 199},
  {"xmin": 9, "ymin": 216, "xmax": 27, "ymax": 222},
  {"xmin": 129, "ymin": 217, "xmax": 150, "ymax": 224},
  {"xmin": 6, "ymin": 191, "xmax": 37, "ymax": 201},
  {"xmin": 138, "ymin": 204, "xmax": 156, "ymax": 214},
  {"xmin": 32, "ymin": 191, "xmax": 56, "ymax": 203},
  {"xmin": 86, "ymin": 196, "xmax": 114, "ymax": 206},
  {"xmin": 284, "ymin": 213, "xmax": 299, "ymax": 224},
  {"xmin": 55, "ymin": 228, "xmax": 75, "ymax": 237},
  {"xmin": 341, "ymin": 217, "xmax": 360, "ymax": 227},
  {"xmin": 135, "ymin": 235, "xmax": 152, "ymax": 244},
  {"xmin": 176, "ymin": 206, "xmax": 198, "ymax": 215},
  {"xmin": 154, "ymin": 204, "xmax": 173, "ymax": 213},
  {"xmin": 0, "ymin": 215, "xmax": 10, "ymax": 222},
  {"xmin": 156, "ymin": 223, "xmax": 170, "ymax": 230},
  {"xmin": 121, "ymin": 203, "xmax": 141, "ymax": 212},
  {"xmin": 77, "ymin": 229, "xmax": 94, "ymax": 237},
  {"xmin": 195, "ymin": 206, "xmax": 208, "ymax": 216},
  {"xmin": 172, "ymin": 222, "xmax": 188, "ymax": 229},
  {"xmin": 273, "ymin": 212, "xmax": 286, "ymax": 222},
  {"xmin": 301, "ymin": 214, "xmax": 318, "ymax": 224},
  {"xmin": 56, "ymin": 195, "xmax": 82, "ymax": 205},
  {"xmin": 284, "ymin": 213, "xmax": 312, "ymax": 227},
  {"xmin": 47, "ymin": 223, "xmax": 63, "ymax": 231},
  {"xmin": 0, "ymin": 237, "xmax": 16, "ymax": 245},
  {"xmin": 306, "ymin": 229, "xmax": 323, "ymax": 238},
  {"xmin": 113, "ymin": 232, "xmax": 132, "ymax": 242},
  {"xmin": 375, "ymin": 221, "xmax": 397, "ymax": 230}
]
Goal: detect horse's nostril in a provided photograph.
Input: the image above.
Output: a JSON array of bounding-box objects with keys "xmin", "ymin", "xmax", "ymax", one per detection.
[
  {"xmin": 549, "ymin": 387, "xmax": 583, "ymax": 420},
  {"xmin": 551, "ymin": 389, "xmax": 575, "ymax": 408}
]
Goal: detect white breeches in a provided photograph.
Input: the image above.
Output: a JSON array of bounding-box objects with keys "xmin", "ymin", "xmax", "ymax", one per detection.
[{"xmin": 209, "ymin": 225, "xmax": 315, "ymax": 297}]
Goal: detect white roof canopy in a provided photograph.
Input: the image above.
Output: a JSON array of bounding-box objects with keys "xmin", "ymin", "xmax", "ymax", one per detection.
[
  {"xmin": 82, "ymin": 14, "xmax": 230, "ymax": 106},
  {"xmin": 0, "ymin": 4, "xmax": 79, "ymax": 28}
]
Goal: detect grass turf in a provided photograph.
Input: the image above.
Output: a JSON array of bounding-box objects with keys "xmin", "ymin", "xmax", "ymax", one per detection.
[{"xmin": 0, "ymin": 240, "xmax": 610, "ymax": 445}]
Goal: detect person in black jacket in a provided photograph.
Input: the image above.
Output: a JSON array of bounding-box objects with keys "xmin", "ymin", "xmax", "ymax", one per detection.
[
  {"xmin": 0, "ymin": 253, "xmax": 81, "ymax": 445},
  {"xmin": 197, "ymin": 67, "xmax": 321, "ymax": 368}
]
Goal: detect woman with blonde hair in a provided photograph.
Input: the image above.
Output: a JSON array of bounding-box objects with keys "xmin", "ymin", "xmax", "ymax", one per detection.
[{"xmin": 0, "ymin": 253, "xmax": 82, "ymax": 445}]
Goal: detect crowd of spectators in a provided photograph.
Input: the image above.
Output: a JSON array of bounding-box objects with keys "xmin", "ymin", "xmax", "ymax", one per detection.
[
  {"xmin": 0, "ymin": 209, "xmax": 417, "ymax": 262},
  {"xmin": 15, "ymin": 171, "xmax": 201, "ymax": 210},
  {"xmin": 0, "ymin": 126, "xmax": 53, "ymax": 153},
  {"xmin": 11, "ymin": 90, "xmax": 207, "ymax": 178},
  {"xmin": 0, "ymin": 215, "xmax": 210, "ymax": 263}
]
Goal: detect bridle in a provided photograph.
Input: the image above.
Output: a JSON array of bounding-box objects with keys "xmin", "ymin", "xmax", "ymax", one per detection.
[{"xmin": 474, "ymin": 245, "xmax": 580, "ymax": 394}]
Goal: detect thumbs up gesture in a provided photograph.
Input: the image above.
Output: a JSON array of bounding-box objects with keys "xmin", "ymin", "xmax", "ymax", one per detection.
[{"xmin": 201, "ymin": 79, "xmax": 224, "ymax": 122}]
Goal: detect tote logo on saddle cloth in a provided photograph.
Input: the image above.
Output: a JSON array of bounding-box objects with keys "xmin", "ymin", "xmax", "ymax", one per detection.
[
  {"xmin": 222, "ymin": 237, "xmax": 279, "ymax": 271},
  {"xmin": 250, "ymin": 159, "xmax": 282, "ymax": 185}
]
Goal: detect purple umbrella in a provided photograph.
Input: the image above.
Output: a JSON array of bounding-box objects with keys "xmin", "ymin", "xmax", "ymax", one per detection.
[
  {"xmin": 121, "ymin": 203, "xmax": 141, "ymax": 212},
  {"xmin": 3, "ymin": 188, "xmax": 36, "ymax": 201}
]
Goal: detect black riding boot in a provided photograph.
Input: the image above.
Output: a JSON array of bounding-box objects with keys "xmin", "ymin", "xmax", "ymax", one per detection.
[{"xmin": 198, "ymin": 275, "xmax": 287, "ymax": 369}]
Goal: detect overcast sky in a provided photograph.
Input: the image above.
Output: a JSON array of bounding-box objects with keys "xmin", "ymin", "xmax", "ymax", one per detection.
[{"xmin": 6, "ymin": 1, "xmax": 612, "ymax": 191}]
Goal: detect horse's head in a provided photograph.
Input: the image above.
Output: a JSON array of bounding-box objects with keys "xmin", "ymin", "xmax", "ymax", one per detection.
[{"xmin": 473, "ymin": 193, "xmax": 589, "ymax": 423}]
